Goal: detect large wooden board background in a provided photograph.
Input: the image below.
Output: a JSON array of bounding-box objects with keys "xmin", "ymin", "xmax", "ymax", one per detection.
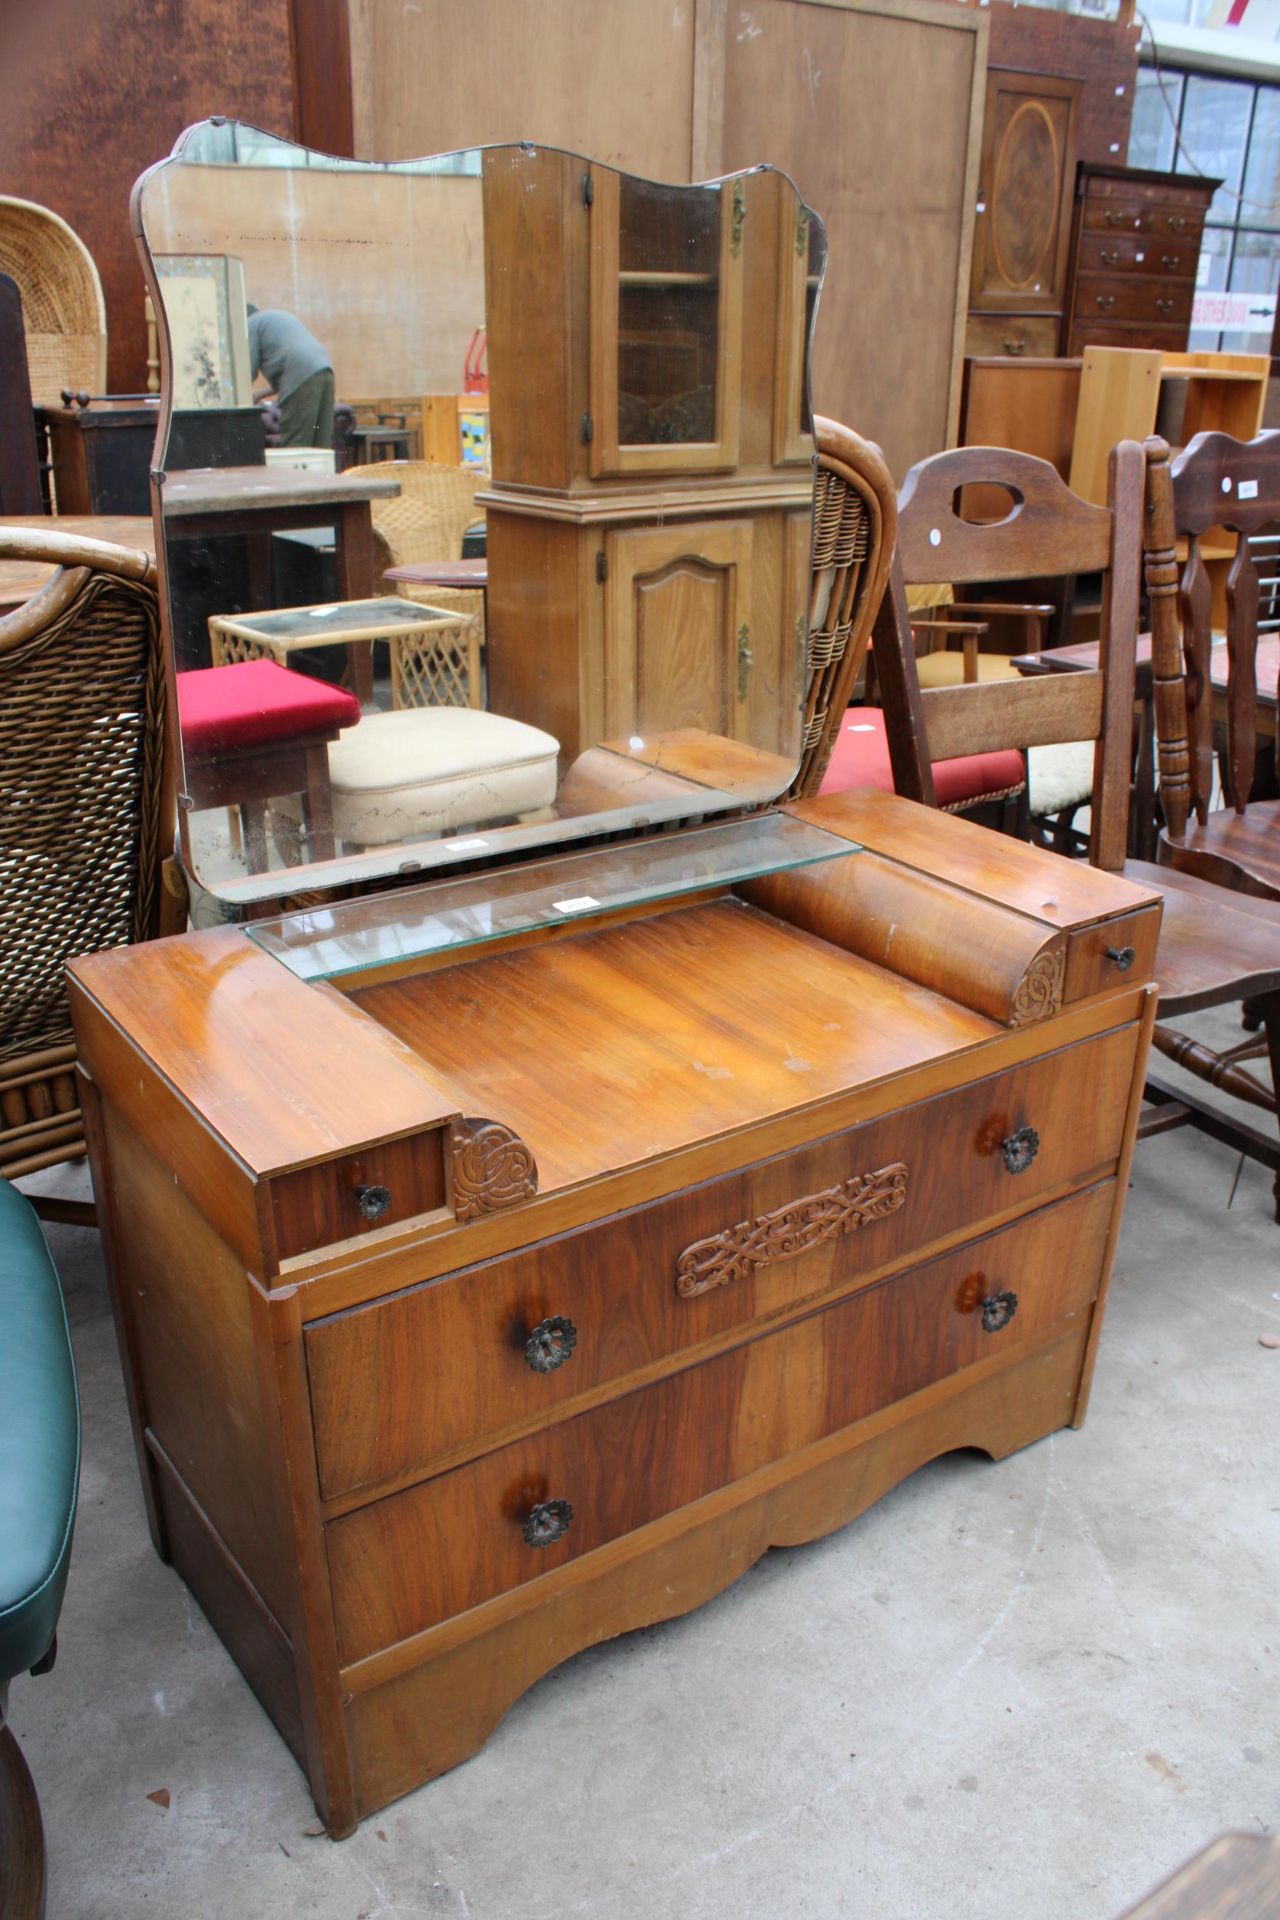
[
  {"xmin": 339, "ymin": 0, "xmax": 986, "ymax": 480},
  {"xmin": 706, "ymin": 0, "xmax": 986, "ymax": 480}
]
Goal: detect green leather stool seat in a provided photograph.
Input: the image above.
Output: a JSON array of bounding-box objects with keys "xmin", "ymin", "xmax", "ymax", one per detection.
[{"xmin": 0, "ymin": 1179, "xmax": 80, "ymax": 1681}]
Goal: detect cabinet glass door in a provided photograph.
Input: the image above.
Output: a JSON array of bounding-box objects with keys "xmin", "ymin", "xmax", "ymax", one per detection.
[{"xmin": 589, "ymin": 168, "xmax": 743, "ymax": 477}]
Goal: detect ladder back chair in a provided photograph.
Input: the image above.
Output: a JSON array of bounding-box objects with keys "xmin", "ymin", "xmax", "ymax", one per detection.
[
  {"xmin": 1146, "ymin": 429, "xmax": 1280, "ymax": 901},
  {"xmin": 0, "ymin": 530, "xmax": 175, "ymax": 1221}
]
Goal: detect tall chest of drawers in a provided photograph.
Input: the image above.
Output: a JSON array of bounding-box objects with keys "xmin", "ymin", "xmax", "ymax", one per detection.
[
  {"xmin": 69, "ymin": 790, "xmax": 1160, "ymax": 1837},
  {"xmin": 1062, "ymin": 163, "xmax": 1220, "ymax": 356}
]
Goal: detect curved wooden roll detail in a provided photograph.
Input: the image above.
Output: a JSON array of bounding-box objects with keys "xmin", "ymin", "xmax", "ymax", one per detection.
[{"xmin": 447, "ymin": 1116, "xmax": 538, "ymax": 1224}]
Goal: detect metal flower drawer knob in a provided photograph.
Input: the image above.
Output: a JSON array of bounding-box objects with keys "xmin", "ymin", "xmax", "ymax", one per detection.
[
  {"xmin": 980, "ymin": 1291, "xmax": 1019, "ymax": 1334},
  {"xmin": 524, "ymin": 1315, "xmax": 578, "ymax": 1373},
  {"xmin": 1001, "ymin": 1126, "xmax": 1039, "ymax": 1175},
  {"xmin": 523, "ymin": 1499, "xmax": 574, "ymax": 1549}
]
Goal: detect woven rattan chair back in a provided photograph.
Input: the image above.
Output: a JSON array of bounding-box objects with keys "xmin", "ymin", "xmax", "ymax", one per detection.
[
  {"xmin": 788, "ymin": 416, "xmax": 897, "ymax": 798},
  {"xmin": 0, "ymin": 532, "xmax": 166, "ymax": 1197},
  {"xmin": 0, "ymin": 198, "xmax": 107, "ymax": 408},
  {"xmin": 370, "ymin": 461, "xmax": 487, "ymax": 708}
]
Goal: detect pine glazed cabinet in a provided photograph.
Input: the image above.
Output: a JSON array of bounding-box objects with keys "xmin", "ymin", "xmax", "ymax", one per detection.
[{"xmin": 69, "ymin": 789, "xmax": 1160, "ymax": 1836}]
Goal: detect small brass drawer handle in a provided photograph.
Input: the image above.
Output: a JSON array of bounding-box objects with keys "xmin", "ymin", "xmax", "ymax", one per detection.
[
  {"xmin": 1003, "ymin": 337, "xmax": 1026, "ymax": 356},
  {"xmin": 981, "ymin": 1290, "xmax": 1019, "ymax": 1334},
  {"xmin": 1001, "ymin": 1125, "xmax": 1040, "ymax": 1176},
  {"xmin": 1156, "ymin": 296, "xmax": 1175, "ymax": 316},
  {"xmin": 355, "ymin": 1183, "xmax": 392, "ymax": 1221},
  {"xmin": 1106, "ymin": 945, "xmax": 1136, "ymax": 972},
  {"xmin": 1168, "ymin": 214, "xmax": 1191, "ymax": 234},
  {"xmin": 1099, "ymin": 247, "xmax": 1120, "ymax": 266},
  {"xmin": 524, "ymin": 1315, "xmax": 578, "ymax": 1374},
  {"xmin": 1161, "ymin": 253, "xmax": 1182, "ymax": 271},
  {"xmin": 1104, "ymin": 209, "xmax": 1143, "ymax": 230},
  {"xmin": 523, "ymin": 1498, "xmax": 573, "ymax": 1548},
  {"xmin": 1095, "ymin": 293, "xmax": 1117, "ymax": 312}
]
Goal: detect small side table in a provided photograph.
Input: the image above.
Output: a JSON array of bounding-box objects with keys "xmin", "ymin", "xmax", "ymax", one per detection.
[
  {"xmin": 208, "ymin": 596, "xmax": 479, "ymax": 711},
  {"xmin": 348, "ymin": 426, "xmax": 412, "ymax": 463}
]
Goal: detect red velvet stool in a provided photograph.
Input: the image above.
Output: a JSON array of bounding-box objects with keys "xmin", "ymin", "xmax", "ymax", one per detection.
[
  {"xmin": 819, "ymin": 706, "xmax": 1025, "ymax": 813},
  {"xmin": 177, "ymin": 660, "xmax": 361, "ymax": 873}
]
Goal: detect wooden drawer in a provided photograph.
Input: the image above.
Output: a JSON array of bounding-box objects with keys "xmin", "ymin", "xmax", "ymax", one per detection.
[
  {"xmin": 1065, "ymin": 905, "xmax": 1161, "ymax": 1003},
  {"xmin": 1066, "ymin": 322, "xmax": 1188, "ymax": 356},
  {"xmin": 326, "ymin": 1181, "xmax": 1114, "ymax": 1663},
  {"xmin": 1081, "ymin": 197, "xmax": 1204, "ymax": 242},
  {"xmin": 965, "ymin": 313, "xmax": 1060, "ymax": 360},
  {"xmin": 306, "ymin": 1022, "xmax": 1138, "ymax": 1503},
  {"xmin": 1075, "ymin": 275, "xmax": 1192, "ymax": 327},
  {"xmin": 267, "ymin": 1130, "xmax": 447, "ymax": 1263},
  {"xmin": 1078, "ymin": 233, "xmax": 1198, "ymax": 281}
]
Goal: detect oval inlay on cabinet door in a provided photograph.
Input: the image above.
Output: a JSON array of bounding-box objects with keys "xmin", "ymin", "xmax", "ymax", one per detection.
[{"xmin": 991, "ymin": 101, "xmax": 1059, "ymax": 291}]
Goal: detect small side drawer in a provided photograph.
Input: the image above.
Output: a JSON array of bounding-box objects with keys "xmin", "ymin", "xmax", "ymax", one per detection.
[
  {"xmin": 965, "ymin": 313, "xmax": 1060, "ymax": 360},
  {"xmin": 1076, "ymin": 275, "xmax": 1192, "ymax": 326},
  {"xmin": 1082, "ymin": 193, "xmax": 1206, "ymax": 241},
  {"xmin": 1078, "ymin": 233, "xmax": 1197, "ymax": 280},
  {"xmin": 326, "ymin": 1181, "xmax": 1114, "ymax": 1664},
  {"xmin": 1065, "ymin": 905, "xmax": 1161, "ymax": 1003},
  {"xmin": 268, "ymin": 1131, "xmax": 447, "ymax": 1263},
  {"xmin": 306, "ymin": 1022, "xmax": 1139, "ymax": 1503}
]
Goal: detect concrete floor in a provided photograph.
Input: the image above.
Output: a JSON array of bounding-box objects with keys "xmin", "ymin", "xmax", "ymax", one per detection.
[{"xmin": 11, "ymin": 1019, "xmax": 1279, "ymax": 1919}]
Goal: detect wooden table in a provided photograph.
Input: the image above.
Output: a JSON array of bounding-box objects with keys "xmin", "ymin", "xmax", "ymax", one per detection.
[
  {"xmin": 1012, "ymin": 633, "xmax": 1280, "ymax": 856},
  {"xmin": 163, "ymin": 467, "xmax": 401, "ymax": 703},
  {"xmin": 0, "ymin": 515, "xmax": 155, "ymax": 614},
  {"xmin": 384, "ymin": 557, "xmax": 487, "ymax": 594}
]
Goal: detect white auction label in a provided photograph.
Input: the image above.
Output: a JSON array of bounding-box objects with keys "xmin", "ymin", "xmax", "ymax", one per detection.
[
  {"xmin": 1239, "ymin": 479, "xmax": 1260, "ymax": 500},
  {"xmin": 553, "ymin": 895, "xmax": 601, "ymax": 914}
]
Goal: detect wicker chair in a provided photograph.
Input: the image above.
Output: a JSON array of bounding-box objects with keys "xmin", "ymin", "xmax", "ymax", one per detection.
[
  {"xmin": 0, "ymin": 531, "xmax": 171, "ymax": 1219},
  {"xmin": 0, "ymin": 198, "xmax": 106, "ymax": 409},
  {"xmin": 787, "ymin": 415, "xmax": 897, "ymax": 799},
  {"xmin": 369, "ymin": 461, "xmax": 486, "ymax": 708}
]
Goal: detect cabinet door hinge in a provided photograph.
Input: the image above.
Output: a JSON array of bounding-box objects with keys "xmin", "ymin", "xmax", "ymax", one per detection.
[
  {"xmin": 582, "ymin": 172, "xmax": 594, "ymax": 208},
  {"xmin": 596, "ymin": 549, "xmax": 608, "ymax": 584},
  {"xmin": 736, "ymin": 621, "xmax": 753, "ymax": 702},
  {"xmin": 582, "ymin": 411, "xmax": 593, "ymax": 444}
]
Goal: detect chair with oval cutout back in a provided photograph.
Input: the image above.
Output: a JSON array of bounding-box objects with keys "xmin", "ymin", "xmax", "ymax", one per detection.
[{"xmin": 863, "ymin": 433, "xmax": 1280, "ymax": 1218}]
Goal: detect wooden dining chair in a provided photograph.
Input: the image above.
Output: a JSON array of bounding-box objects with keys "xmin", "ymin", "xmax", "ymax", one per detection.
[
  {"xmin": 1146, "ymin": 429, "xmax": 1280, "ymax": 902},
  {"xmin": 866, "ymin": 434, "xmax": 1280, "ymax": 1219},
  {"xmin": 872, "ymin": 438, "xmax": 1146, "ymax": 870}
]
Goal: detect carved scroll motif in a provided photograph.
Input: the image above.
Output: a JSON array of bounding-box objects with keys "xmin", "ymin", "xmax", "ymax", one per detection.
[
  {"xmin": 676, "ymin": 1161, "xmax": 909, "ymax": 1299},
  {"xmin": 448, "ymin": 1117, "xmax": 538, "ymax": 1225},
  {"xmin": 1009, "ymin": 946, "xmax": 1065, "ymax": 1027}
]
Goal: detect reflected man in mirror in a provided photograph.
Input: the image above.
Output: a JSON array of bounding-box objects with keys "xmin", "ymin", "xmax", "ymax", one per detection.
[{"xmin": 246, "ymin": 303, "xmax": 334, "ymax": 448}]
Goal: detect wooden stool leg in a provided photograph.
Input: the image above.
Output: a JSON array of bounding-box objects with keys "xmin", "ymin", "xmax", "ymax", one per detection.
[
  {"xmin": 240, "ymin": 801, "xmax": 270, "ymax": 875},
  {"xmin": 299, "ymin": 747, "xmax": 336, "ymax": 862},
  {"xmin": 0, "ymin": 1724, "xmax": 46, "ymax": 1920}
]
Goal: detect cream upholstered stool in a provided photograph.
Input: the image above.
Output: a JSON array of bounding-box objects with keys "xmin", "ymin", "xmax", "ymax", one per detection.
[{"xmin": 278, "ymin": 707, "xmax": 559, "ymax": 850}]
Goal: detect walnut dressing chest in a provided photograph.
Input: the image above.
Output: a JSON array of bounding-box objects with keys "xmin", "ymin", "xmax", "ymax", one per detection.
[{"xmin": 70, "ymin": 790, "xmax": 1158, "ymax": 1834}]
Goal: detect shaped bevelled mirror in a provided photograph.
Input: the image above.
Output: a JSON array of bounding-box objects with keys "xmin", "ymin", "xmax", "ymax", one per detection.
[{"xmin": 133, "ymin": 122, "xmax": 825, "ymax": 902}]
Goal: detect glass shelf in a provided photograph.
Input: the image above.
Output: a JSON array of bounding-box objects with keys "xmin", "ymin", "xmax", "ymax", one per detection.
[{"xmin": 247, "ymin": 814, "xmax": 859, "ymax": 982}]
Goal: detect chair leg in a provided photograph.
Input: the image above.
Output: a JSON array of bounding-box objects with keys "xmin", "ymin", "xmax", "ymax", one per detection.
[
  {"xmin": 0, "ymin": 1724, "xmax": 46, "ymax": 1920},
  {"xmin": 1265, "ymin": 996, "xmax": 1280, "ymax": 1224}
]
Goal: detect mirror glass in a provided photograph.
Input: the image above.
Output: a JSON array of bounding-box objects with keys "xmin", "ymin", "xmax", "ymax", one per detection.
[{"xmin": 135, "ymin": 122, "xmax": 825, "ymax": 902}]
